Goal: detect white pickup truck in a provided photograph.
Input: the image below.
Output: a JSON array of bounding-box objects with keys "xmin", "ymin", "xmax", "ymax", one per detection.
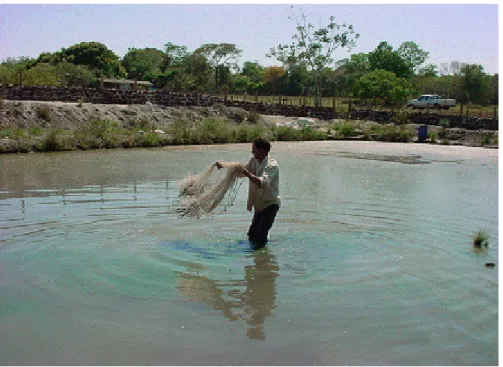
[{"xmin": 407, "ymin": 94, "xmax": 456, "ymax": 109}]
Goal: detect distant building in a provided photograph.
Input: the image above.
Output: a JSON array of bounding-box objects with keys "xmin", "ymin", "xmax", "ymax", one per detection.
[{"xmin": 100, "ymin": 78, "xmax": 153, "ymax": 91}]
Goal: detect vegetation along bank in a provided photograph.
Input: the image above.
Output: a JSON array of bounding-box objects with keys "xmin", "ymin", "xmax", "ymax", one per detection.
[{"xmin": 0, "ymin": 99, "xmax": 497, "ymax": 154}]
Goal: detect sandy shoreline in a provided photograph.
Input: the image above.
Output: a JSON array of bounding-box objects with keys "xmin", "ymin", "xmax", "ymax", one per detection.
[{"xmin": 161, "ymin": 140, "xmax": 499, "ymax": 164}]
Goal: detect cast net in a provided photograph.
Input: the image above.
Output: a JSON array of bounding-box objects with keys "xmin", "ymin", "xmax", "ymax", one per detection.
[{"xmin": 176, "ymin": 162, "xmax": 245, "ymax": 218}]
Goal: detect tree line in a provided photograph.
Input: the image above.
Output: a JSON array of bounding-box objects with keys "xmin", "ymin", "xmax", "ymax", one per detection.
[{"xmin": 0, "ymin": 7, "xmax": 497, "ymax": 108}]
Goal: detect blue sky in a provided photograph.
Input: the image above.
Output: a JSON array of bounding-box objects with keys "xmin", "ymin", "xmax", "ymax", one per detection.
[{"xmin": 0, "ymin": 3, "xmax": 499, "ymax": 74}]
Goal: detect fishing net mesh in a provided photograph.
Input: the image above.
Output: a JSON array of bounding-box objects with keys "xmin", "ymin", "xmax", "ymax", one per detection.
[{"xmin": 176, "ymin": 162, "xmax": 245, "ymax": 218}]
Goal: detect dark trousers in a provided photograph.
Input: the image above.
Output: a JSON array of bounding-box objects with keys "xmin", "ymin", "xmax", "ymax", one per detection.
[{"xmin": 247, "ymin": 204, "xmax": 279, "ymax": 248}]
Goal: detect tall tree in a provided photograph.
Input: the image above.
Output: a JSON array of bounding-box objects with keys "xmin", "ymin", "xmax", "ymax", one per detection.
[
  {"xmin": 353, "ymin": 69, "xmax": 414, "ymax": 108},
  {"xmin": 241, "ymin": 61, "xmax": 265, "ymax": 85},
  {"xmin": 284, "ymin": 62, "xmax": 310, "ymax": 96},
  {"xmin": 368, "ymin": 42, "xmax": 414, "ymax": 79},
  {"xmin": 1, "ymin": 57, "xmax": 34, "ymax": 84},
  {"xmin": 488, "ymin": 73, "xmax": 498, "ymax": 105},
  {"xmin": 263, "ymin": 66, "xmax": 286, "ymax": 95},
  {"xmin": 23, "ymin": 63, "xmax": 60, "ymax": 86},
  {"xmin": 122, "ymin": 47, "xmax": 167, "ymax": 81},
  {"xmin": 194, "ymin": 43, "xmax": 242, "ymax": 92},
  {"xmin": 458, "ymin": 64, "xmax": 489, "ymax": 105},
  {"xmin": 340, "ymin": 52, "xmax": 370, "ymax": 93},
  {"xmin": 268, "ymin": 6, "xmax": 359, "ymax": 107},
  {"xmin": 55, "ymin": 62, "xmax": 96, "ymax": 87},
  {"xmin": 60, "ymin": 42, "xmax": 126, "ymax": 78},
  {"xmin": 164, "ymin": 42, "xmax": 189, "ymax": 68},
  {"xmin": 397, "ymin": 41, "xmax": 429, "ymax": 74}
]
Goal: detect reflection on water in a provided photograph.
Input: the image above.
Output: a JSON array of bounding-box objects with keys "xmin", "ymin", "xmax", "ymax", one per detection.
[{"xmin": 177, "ymin": 247, "xmax": 278, "ymax": 340}]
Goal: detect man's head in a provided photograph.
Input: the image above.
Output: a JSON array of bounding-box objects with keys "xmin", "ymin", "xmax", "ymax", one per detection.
[{"xmin": 252, "ymin": 138, "xmax": 270, "ymax": 162}]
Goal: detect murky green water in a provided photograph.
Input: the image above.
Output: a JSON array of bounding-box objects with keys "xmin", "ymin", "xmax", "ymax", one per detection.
[{"xmin": 0, "ymin": 141, "xmax": 498, "ymax": 365}]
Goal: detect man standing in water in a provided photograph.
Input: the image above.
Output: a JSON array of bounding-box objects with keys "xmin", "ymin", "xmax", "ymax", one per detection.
[{"xmin": 216, "ymin": 138, "xmax": 280, "ymax": 248}]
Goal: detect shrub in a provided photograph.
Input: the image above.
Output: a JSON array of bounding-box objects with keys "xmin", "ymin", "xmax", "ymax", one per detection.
[
  {"xmin": 232, "ymin": 123, "xmax": 266, "ymax": 143},
  {"xmin": 301, "ymin": 127, "xmax": 327, "ymax": 141},
  {"xmin": 73, "ymin": 119, "xmax": 121, "ymax": 150},
  {"xmin": 247, "ymin": 110, "xmax": 261, "ymax": 124},
  {"xmin": 335, "ymin": 121, "xmax": 357, "ymax": 137},
  {"xmin": 393, "ymin": 109, "xmax": 411, "ymax": 125},
  {"xmin": 132, "ymin": 117, "xmax": 155, "ymax": 131},
  {"xmin": 272, "ymin": 126, "xmax": 303, "ymax": 141},
  {"xmin": 135, "ymin": 131, "xmax": 163, "ymax": 147},
  {"xmin": 169, "ymin": 119, "xmax": 193, "ymax": 145},
  {"xmin": 481, "ymin": 133, "xmax": 495, "ymax": 146},
  {"xmin": 0, "ymin": 129, "xmax": 11, "ymax": 138},
  {"xmin": 375, "ymin": 125, "xmax": 412, "ymax": 142},
  {"xmin": 42, "ymin": 128, "xmax": 61, "ymax": 151},
  {"xmin": 29, "ymin": 127, "xmax": 44, "ymax": 136},
  {"xmin": 36, "ymin": 105, "xmax": 52, "ymax": 122},
  {"xmin": 196, "ymin": 117, "xmax": 234, "ymax": 144},
  {"xmin": 439, "ymin": 118, "xmax": 450, "ymax": 128},
  {"xmin": 1, "ymin": 128, "xmax": 26, "ymax": 140}
]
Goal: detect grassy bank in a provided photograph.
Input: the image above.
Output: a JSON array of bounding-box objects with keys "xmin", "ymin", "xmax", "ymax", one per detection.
[{"xmin": 0, "ymin": 115, "xmax": 497, "ymax": 154}]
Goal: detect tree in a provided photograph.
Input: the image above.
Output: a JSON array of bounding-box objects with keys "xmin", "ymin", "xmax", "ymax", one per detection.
[
  {"xmin": 164, "ymin": 42, "xmax": 189, "ymax": 68},
  {"xmin": 157, "ymin": 51, "xmax": 213, "ymax": 92},
  {"xmin": 181, "ymin": 53, "xmax": 213, "ymax": 92},
  {"xmin": 368, "ymin": 42, "xmax": 413, "ymax": 79},
  {"xmin": 122, "ymin": 47, "xmax": 167, "ymax": 81},
  {"xmin": 397, "ymin": 41, "xmax": 429, "ymax": 74},
  {"xmin": 353, "ymin": 69, "xmax": 415, "ymax": 108},
  {"xmin": 27, "ymin": 52, "xmax": 63, "ymax": 68},
  {"xmin": 194, "ymin": 43, "xmax": 242, "ymax": 92},
  {"xmin": 417, "ymin": 64, "xmax": 438, "ymax": 77},
  {"xmin": 0, "ymin": 64, "xmax": 14, "ymax": 84},
  {"xmin": 458, "ymin": 64, "xmax": 489, "ymax": 105},
  {"xmin": 339, "ymin": 52, "xmax": 370, "ymax": 93},
  {"xmin": 241, "ymin": 61, "xmax": 265, "ymax": 84},
  {"xmin": 23, "ymin": 63, "xmax": 60, "ymax": 86},
  {"xmin": 60, "ymin": 42, "xmax": 126, "ymax": 78},
  {"xmin": 263, "ymin": 66, "xmax": 286, "ymax": 95},
  {"xmin": 55, "ymin": 62, "xmax": 96, "ymax": 87},
  {"xmin": 488, "ymin": 73, "xmax": 498, "ymax": 105},
  {"xmin": 283, "ymin": 62, "xmax": 310, "ymax": 96},
  {"xmin": 268, "ymin": 6, "xmax": 359, "ymax": 107},
  {"xmin": 1, "ymin": 57, "xmax": 34, "ymax": 85}
]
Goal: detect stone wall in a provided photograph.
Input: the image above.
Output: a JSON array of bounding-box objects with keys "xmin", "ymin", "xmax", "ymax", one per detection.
[{"xmin": 0, "ymin": 85, "xmax": 497, "ymax": 130}]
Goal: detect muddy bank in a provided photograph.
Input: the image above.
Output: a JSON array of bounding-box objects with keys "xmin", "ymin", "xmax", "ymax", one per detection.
[{"xmin": 0, "ymin": 100, "xmax": 498, "ymax": 153}]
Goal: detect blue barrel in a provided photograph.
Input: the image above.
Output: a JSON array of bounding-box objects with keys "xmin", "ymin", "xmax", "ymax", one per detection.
[{"xmin": 418, "ymin": 125, "xmax": 428, "ymax": 143}]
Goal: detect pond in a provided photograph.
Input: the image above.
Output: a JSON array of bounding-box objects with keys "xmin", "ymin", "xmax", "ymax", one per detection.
[{"xmin": 0, "ymin": 141, "xmax": 498, "ymax": 365}]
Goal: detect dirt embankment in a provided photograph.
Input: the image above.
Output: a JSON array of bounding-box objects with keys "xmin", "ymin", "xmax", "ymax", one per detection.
[
  {"xmin": 0, "ymin": 100, "xmax": 498, "ymax": 153},
  {"xmin": 0, "ymin": 100, "xmax": 252, "ymax": 131}
]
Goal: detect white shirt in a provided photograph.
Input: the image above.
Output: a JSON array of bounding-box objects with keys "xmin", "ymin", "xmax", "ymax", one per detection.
[{"xmin": 246, "ymin": 155, "xmax": 281, "ymax": 212}]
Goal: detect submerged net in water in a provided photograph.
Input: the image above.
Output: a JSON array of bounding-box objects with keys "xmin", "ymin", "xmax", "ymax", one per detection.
[{"xmin": 176, "ymin": 162, "xmax": 245, "ymax": 218}]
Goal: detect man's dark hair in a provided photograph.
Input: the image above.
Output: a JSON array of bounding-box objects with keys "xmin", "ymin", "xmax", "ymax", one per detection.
[{"xmin": 253, "ymin": 137, "xmax": 271, "ymax": 153}]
